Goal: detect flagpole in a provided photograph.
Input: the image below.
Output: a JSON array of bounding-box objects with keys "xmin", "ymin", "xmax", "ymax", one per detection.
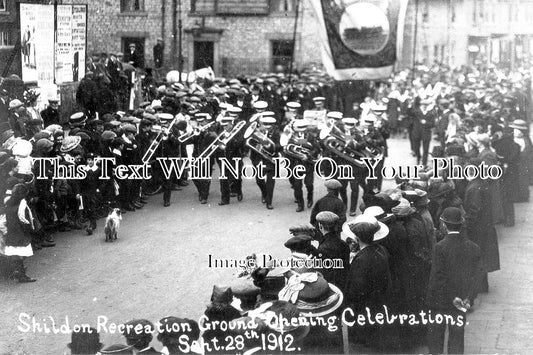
[
  {"xmin": 412, "ymin": 0, "xmax": 419, "ymax": 82},
  {"xmin": 288, "ymin": 0, "xmax": 301, "ymax": 88}
]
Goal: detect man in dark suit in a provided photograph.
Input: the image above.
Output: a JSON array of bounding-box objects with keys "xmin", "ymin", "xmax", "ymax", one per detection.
[
  {"xmin": 412, "ymin": 98, "xmax": 436, "ymax": 166},
  {"xmin": 153, "ymin": 38, "xmax": 164, "ymax": 69},
  {"xmin": 344, "ymin": 214, "xmax": 391, "ymax": 347},
  {"xmin": 310, "ymin": 179, "xmax": 347, "ymax": 230},
  {"xmin": 426, "ymin": 207, "xmax": 483, "ymax": 354},
  {"xmin": 313, "ymin": 211, "xmax": 350, "ymax": 290},
  {"xmin": 126, "ymin": 43, "xmax": 143, "ymax": 69}
]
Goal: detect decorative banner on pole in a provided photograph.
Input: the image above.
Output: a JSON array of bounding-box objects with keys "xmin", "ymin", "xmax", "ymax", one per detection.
[
  {"xmin": 309, "ymin": 0, "xmax": 408, "ymax": 80},
  {"xmin": 20, "ymin": 4, "xmax": 55, "ymax": 84}
]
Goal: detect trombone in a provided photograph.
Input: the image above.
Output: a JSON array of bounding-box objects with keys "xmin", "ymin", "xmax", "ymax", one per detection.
[
  {"xmin": 197, "ymin": 121, "xmax": 246, "ymax": 159},
  {"xmin": 177, "ymin": 121, "xmax": 215, "ymax": 143},
  {"xmin": 142, "ymin": 116, "xmax": 179, "ymax": 164}
]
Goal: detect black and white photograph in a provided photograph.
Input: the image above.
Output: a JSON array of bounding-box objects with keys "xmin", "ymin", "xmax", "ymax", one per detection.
[{"xmin": 0, "ymin": 0, "xmax": 532, "ymax": 354}]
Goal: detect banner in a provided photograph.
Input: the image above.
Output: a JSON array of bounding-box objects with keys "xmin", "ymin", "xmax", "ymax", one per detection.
[
  {"xmin": 20, "ymin": 4, "xmax": 55, "ymax": 84},
  {"xmin": 310, "ymin": 0, "xmax": 408, "ymax": 81}
]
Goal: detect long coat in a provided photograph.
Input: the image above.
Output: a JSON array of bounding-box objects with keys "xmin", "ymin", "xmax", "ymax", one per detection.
[
  {"xmin": 478, "ymin": 147, "xmax": 504, "ymax": 223},
  {"xmin": 427, "ymin": 233, "xmax": 483, "ymax": 311},
  {"xmin": 492, "ymin": 135, "xmax": 520, "ymax": 202},
  {"xmin": 5, "ymin": 201, "xmax": 32, "ymax": 247},
  {"xmin": 464, "ymin": 178, "xmax": 500, "ymax": 273}
]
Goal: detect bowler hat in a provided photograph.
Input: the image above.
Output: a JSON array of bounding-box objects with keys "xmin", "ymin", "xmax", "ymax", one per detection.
[
  {"xmin": 67, "ymin": 327, "xmax": 103, "ymax": 354},
  {"xmin": 440, "ymin": 207, "xmax": 465, "ymax": 225}
]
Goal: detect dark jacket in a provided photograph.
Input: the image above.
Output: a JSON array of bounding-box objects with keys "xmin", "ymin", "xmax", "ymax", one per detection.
[
  {"xmin": 310, "ymin": 191, "xmax": 346, "ymax": 227},
  {"xmin": 345, "ymin": 243, "xmax": 391, "ymax": 312},
  {"xmin": 5, "ymin": 201, "xmax": 32, "ymax": 247},
  {"xmin": 315, "ymin": 232, "xmax": 350, "ymax": 290},
  {"xmin": 426, "ymin": 232, "xmax": 483, "ymax": 311},
  {"xmin": 411, "ymin": 108, "xmax": 436, "ymax": 140}
]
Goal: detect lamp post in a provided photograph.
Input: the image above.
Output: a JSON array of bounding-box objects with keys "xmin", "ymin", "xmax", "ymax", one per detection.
[{"xmin": 178, "ymin": 0, "xmax": 183, "ymax": 82}]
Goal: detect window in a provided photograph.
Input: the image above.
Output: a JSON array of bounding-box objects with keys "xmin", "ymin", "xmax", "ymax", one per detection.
[
  {"xmin": 271, "ymin": 40, "xmax": 294, "ymax": 71},
  {"xmin": 120, "ymin": 0, "xmax": 144, "ymax": 12},
  {"xmin": 191, "ymin": 0, "xmax": 215, "ymax": 14},
  {"xmin": 451, "ymin": 5, "xmax": 456, "ymax": 22},
  {"xmin": 271, "ymin": 0, "xmax": 296, "ymax": 13},
  {"xmin": 422, "ymin": 1, "xmax": 429, "ymax": 22},
  {"xmin": 0, "ymin": 31, "xmax": 11, "ymax": 47},
  {"xmin": 0, "ymin": 0, "xmax": 6, "ymax": 12}
]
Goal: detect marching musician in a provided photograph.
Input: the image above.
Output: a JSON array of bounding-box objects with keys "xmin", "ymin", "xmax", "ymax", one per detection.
[
  {"xmin": 249, "ymin": 114, "xmax": 281, "ymax": 210},
  {"xmin": 341, "ymin": 117, "xmax": 367, "ymax": 216},
  {"xmin": 284, "ymin": 101, "xmax": 302, "ymax": 127},
  {"xmin": 312, "ymin": 96, "xmax": 327, "ymax": 112},
  {"xmin": 286, "ymin": 119, "xmax": 320, "ymax": 212},
  {"xmin": 216, "ymin": 116, "xmax": 245, "ymax": 206},
  {"xmin": 189, "ymin": 112, "xmax": 217, "ymax": 204},
  {"xmin": 361, "ymin": 112, "xmax": 387, "ymax": 194}
]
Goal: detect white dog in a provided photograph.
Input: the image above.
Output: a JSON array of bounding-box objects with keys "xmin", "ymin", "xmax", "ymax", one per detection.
[{"xmin": 104, "ymin": 208, "xmax": 122, "ymax": 242}]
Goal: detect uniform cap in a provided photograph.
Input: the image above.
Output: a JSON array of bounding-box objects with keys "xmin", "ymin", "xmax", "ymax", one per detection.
[
  {"xmin": 286, "ymin": 102, "xmax": 301, "ymax": 109},
  {"xmin": 259, "ymin": 115, "xmax": 276, "ymax": 125},
  {"xmin": 327, "ymin": 111, "xmax": 343, "ymax": 120},
  {"xmin": 8, "ymin": 99, "xmax": 23, "ymax": 109},
  {"xmin": 253, "ymin": 101, "xmax": 268, "ymax": 110},
  {"xmin": 157, "ymin": 113, "xmax": 174, "ymax": 121},
  {"xmin": 312, "ymin": 96, "xmax": 326, "ymax": 102},
  {"xmin": 342, "ymin": 117, "xmax": 357, "ymax": 125}
]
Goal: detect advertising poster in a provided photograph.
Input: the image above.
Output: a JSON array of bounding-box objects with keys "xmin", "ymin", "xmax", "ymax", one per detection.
[
  {"xmin": 71, "ymin": 5, "xmax": 87, "ymax": 82},
  {"xmin": 55, "ymin": 5, "xmax": 73, "ymax": 83}
]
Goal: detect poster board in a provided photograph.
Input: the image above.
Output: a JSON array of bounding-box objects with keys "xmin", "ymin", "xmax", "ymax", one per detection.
[{"xmin": 19, "ymin": 3, "xmax": 87, "ymax": 84}]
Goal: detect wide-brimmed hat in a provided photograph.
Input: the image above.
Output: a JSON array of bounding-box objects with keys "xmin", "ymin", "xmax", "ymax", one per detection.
[
  {"xmin": 362, "ymin": 193, "xmax": 400, "ymax": 213},
  {"xmin": 440, "ymin": 207, "xmax": 465, "ymax": 225},
  {"xmin": 278, "ymin": 272, "xmax": 343, "ymax": 317},
  {"xmin": 60, "ymin": 136, "xmax": 81, "ymax": 153},
  {"xmin": 509, "ymin": 119, "xmax": 528, "ymax": 131},
  {"xmin": 342, "ymin": 214, "xmax": 389, "ymax": 242},
  {"xmin": 67, "ymin": 327, "xmax": 103, "ymax": 354}
]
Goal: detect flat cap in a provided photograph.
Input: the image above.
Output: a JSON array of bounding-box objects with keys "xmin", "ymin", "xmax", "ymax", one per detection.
[
  {"xmin": 324, "ymin": 179, "xmax": 342, "ymax": 190},
  {"xmin": 8, "ymin": 99, "xmax": 23, "ymax": 109},
  {"xmin": 101, "ymin": 130, "xmax": 117, "ymax": 141},
  {"xmin": 316, "ymin": 211, "xmax": 340, "ymax": 224},
  {"xmin": 121, "ymin": 123, "xmax": 137, "ymax": 134},
  {"xmin": 157, "ymin": 113, "xmax": 174, "ymax": 121},
  {"xmin": 35, "ymin": 138, "xmax": 54, "ymax": 151},
  {"xmin": 284, "ymin": 234, "xmax": 313, "ymax": 252}
]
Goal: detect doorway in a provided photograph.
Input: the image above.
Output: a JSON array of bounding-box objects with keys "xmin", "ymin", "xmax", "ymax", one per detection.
[{"xmin": 193, "ymin": 41, "xmax": 214, "ymax": 69}]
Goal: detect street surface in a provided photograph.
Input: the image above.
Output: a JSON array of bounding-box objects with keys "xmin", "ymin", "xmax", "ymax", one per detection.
[{"xmin": 1, "ymin": 136, "xmax": 532, "ymax": 354}]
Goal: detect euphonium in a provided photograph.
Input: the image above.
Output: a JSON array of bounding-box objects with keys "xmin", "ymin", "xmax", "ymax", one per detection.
[
  {"xmin": 319, "ymin": 121, "xmax": 383, "ymax": 168},
  {"xmin": 243, "ymin": 121, "xmax": 279, "ymax": 164}
]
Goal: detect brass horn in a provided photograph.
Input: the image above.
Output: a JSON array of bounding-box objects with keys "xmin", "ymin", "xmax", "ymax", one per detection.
[{"xmin": 243, "ymin": 121, "xmax": 279, "ymax": 164}]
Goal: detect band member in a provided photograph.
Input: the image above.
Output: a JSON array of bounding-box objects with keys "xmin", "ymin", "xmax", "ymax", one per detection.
[
  {"xmin": 412, "ymin": 98, "xmax": 436, "ymax": 166},
  {"xmin": 157, "ymin": 113, "xmax": 184, "ymax": 207},
  {"xmin": 284, "ymin": 119, "xmax": 320, "ymax": 212},
  {"xmin": 360, "ymin": 114, "xmax": 387, "ymax": 194},
  {"xmin": 284, "ymin": 101, "xmax": 302, "ymax": 127},
  {"xmin": 341, "ymin": 117, "xmax": 368, "ymax": 216},
  {"xmin": 249, "ymin": 114, "xmax": 281, "ymax": 209},
  {"xmin": 190, "ymin": 112, "xmax": 217, "ymax": 204},
  {"xmin": 216, "ymin": 116, "xmax": 244, "ymax": 206},
  {"xmin": 312, "ymin": 96, "xmax": 327, "ymax": 111}
]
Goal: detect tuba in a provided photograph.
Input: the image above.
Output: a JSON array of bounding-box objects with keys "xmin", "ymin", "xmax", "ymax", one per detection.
[
  {"xmin": 243, "ymin": 121, "xmax": 279, "ymax": 164},
  {"xmin": 197, "ymin": 121, "xmax": 246, "ymax": 159},
  {"xmin": 319, "ymin": 120, "xmax": 383, "ymax": 168},
  {"xmin": 281, "ymin": 129, "xmax": 318, "ymax": 163}
]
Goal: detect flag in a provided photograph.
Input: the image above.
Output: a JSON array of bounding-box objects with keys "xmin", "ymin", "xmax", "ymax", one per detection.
[{"xmin": 310, "ymin": 0, "xmax": 408, "ymax": 80}]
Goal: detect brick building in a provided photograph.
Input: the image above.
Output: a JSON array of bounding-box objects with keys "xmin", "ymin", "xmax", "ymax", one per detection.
[{"xmin": 58, "ymin": 0, "xmax": 323, "ymax": 77}]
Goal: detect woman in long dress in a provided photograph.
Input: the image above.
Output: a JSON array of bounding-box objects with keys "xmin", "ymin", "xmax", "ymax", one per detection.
[{"xmin": 4, "ymin": 183, "xmax": 36, "ymax": 283}]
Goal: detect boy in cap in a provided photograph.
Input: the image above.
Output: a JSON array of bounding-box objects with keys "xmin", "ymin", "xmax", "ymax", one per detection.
[
  {"xmin": 427, "ymin": 207, "xmax": 483, "ymax": 354},
  {"xmin": 314, "ymin": 211, "xmax": 350, "ymax": 290},
  {"xmin": 310, "ymin": 179, "xmax": 346, "ymax": 229}
]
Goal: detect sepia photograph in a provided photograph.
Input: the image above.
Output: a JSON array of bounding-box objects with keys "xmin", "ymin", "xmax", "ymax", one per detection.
[{"xmin": 0, "ymin": 0, "xmax": 532, "ymax": 354}]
